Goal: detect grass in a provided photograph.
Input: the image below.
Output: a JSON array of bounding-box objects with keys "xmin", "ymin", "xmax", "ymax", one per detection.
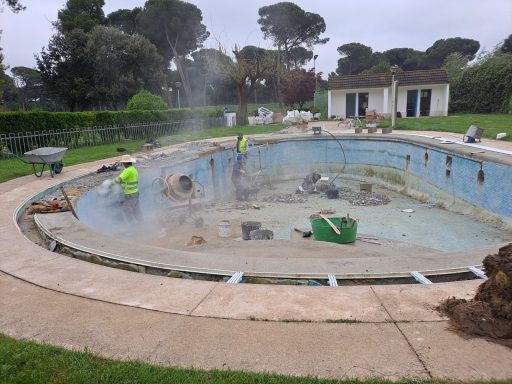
[
  {"xmin": 1, "ymin": 113, "xmax": 509, "ymax": 183},
  {"xmin": 0, "ymin": 124, "xmax": 286, "ymax": 183},
  {"xmin": 0, "ymin": 333, "xmax": 459, "ymax": 384},
  {"xmin": 378, "ymin": 114, "xmax": 512, "ymax": 141}
]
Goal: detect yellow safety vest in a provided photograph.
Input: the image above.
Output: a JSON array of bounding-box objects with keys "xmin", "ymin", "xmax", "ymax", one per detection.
[
  {"xmin": 238, "ymin": 137, "xmax": 248, "ymax": 154},
  {"xmin": 115, "ymin": 166, "xmax": 139, "ymax": 195}
]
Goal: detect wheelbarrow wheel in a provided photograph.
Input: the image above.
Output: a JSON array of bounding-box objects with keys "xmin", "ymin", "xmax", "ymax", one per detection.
[{"xmin": 51, "ymin": 162, "xmax": 64, "ymax": 174}]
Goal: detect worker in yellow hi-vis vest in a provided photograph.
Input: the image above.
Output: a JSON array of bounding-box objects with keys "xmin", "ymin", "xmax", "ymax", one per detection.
[
  {"xmin": 114, "ymin": 154, "xmax": 142, "ymax": 221},
  {"xmin": 236, "ymin": 132, "xmax": 248, "ymax": 159},
  {"xmin": 236, "ymin": 132, "xmax": 249, "ymax": 172}
]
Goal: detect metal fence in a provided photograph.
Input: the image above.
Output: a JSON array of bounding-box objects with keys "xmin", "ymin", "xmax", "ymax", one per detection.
[{"xmin": 0, "ymin": 116, "xmax": 225, "ymax": 158}]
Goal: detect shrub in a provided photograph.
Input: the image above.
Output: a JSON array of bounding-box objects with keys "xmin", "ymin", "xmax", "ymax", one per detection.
[
  {"xmin": 126, "ymin": 90, "xmax": 168, "ymax": 111},
  {"xmin": 0, "ymin": 108, "xmax": 224, "ymax": 134}
]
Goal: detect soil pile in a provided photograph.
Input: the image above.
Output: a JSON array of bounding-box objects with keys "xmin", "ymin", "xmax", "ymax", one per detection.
[{"xmin": 438, "ymin": 243, "xmax": 512, "ymax": 339}]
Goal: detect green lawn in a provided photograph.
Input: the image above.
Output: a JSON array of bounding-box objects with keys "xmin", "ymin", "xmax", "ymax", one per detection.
[
  {"xmin": 0, "ymin": 333, "xmax": 455, "ymax": 384},
  {"xmin": 1, "ymin": 114, "xmax": 510, "ymax": 183},
  {"xmin": 0, "ymin": 124, "xmax": 286, "ymax": 183},
  {"xmin": 378, "ymin": 114, "xmax": 512, "ymax": 140}
]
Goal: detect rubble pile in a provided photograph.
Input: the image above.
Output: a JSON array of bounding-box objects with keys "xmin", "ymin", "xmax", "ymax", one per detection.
[
  {"xmin": 438, "ymin": 243, "xmax": 512, "ymax": 339},
  {"xmin": 262, "ymin": 193, "xmax": 307, "ymax": 204},
  {"xmin": 336, "ymin": 187, "xmax": 391, "ymax": 206}
]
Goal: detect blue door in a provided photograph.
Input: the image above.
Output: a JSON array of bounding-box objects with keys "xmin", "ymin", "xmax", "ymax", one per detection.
[{"xmin": 406, "ymin": 90, "xmax": 418, "ymax": 117}]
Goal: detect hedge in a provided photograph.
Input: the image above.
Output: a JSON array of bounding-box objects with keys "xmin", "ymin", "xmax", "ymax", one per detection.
[{"xmin": 0, "ymin": 108, "xmax": 224, "ymax": 134}]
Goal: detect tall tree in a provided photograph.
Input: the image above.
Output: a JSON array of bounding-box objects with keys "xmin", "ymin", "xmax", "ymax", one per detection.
[
  {"xmin": 56, "ymin": 0, "xmax": 105, "ymax": 34},
  {"xmin": 85, "ymin": 26, "xmax": 165, "ymax": 110},
  {"xmin": 258, "ymin": 2, "xmax": 327, "ymax": 106},
  {"xmin": 106, "ymin": 8, "xmax": 141, "ymax": 35},
  {"xmin": 258, "ymin": 2, "xmax": 328, "ymax": 69},
  {"xmin": 336, "ymin": 43, "xmax": 376, "ymax": 75},
  {"xmin": 425, "ymin": 38, "xmax": 480, "ymax": 68},
  {"xmin": 383, "ymin": 48, "xmax": 423, "ymax": 68},
  {"xmin": 37, "ymin": 29, "xmax": 93, "ymax": 111},
  {"xmin": 136, "ymin": 0, "xmax": 209, "ymax": 108},
  {"xmin": 212, "ymin": 46, "xmax": 276, "ymax": 124},
  {"xmin": 285, "ymin": 46, "xmax": 313, "ymax": 69},
  {"xmin": 11, "ymin": 66, "xmax": 43, "ymax": 110}
]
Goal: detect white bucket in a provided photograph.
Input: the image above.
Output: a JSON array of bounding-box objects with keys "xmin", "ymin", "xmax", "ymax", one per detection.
[{"xmin": 218, "ymin": 220, "xmax": 231, "ymax": 237}]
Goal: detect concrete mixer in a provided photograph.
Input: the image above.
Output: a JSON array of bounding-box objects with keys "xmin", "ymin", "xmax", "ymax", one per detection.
[{"xmin": 152, "ymin": 173, "xmax": 205, "ymax": 227}]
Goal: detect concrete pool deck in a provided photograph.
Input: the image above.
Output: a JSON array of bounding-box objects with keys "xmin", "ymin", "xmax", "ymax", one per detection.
[{"xmin": 1, "ymin": 129, "xmax": 512, "ymax": 381}]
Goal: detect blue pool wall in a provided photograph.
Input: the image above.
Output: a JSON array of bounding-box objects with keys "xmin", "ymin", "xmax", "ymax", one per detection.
[{"xmin": 75, "ymin": 137, "xmax": 512, "ymax": 233}]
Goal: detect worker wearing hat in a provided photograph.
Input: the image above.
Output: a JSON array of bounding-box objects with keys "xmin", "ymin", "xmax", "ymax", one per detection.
[{"xmin": 114, "ymin": 154, "xmax": 142, "ymax": 221}]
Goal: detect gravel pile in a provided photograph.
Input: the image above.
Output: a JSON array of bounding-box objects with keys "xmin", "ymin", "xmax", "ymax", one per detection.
[
  {"xmin": 262, "ymin": 193, "xmax": 307, "ymax": 203},
  {"xmin": 336, "ymin": 187, "xmax": 391, "ymax": 206}
]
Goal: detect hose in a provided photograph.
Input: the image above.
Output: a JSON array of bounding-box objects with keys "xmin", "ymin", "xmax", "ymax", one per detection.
[{"xmin": 307, "ymin": 128, "xmax": 347, "ymax": 185}]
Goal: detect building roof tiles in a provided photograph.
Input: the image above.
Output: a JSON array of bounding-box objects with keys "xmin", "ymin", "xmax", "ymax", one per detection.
[{"xmin": 328, "ymin": 69, "xmax": 450, "ymax": 90}]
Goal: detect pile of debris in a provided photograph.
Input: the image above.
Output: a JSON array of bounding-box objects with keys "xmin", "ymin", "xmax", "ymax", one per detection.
[
  {"xmin": 336, "ymin": 187, "xmax": 391, "ymax": 206},
  {"xmin": 27, "ymin": 200, "xmax": 69, "ymax": 214},
  {"xmin": 438, "ymin": 243, "xmax": 512, "ymax": 339},
  {"xmin": 262, "ymin": 193, "xmax": 307, "ymax": 204}
]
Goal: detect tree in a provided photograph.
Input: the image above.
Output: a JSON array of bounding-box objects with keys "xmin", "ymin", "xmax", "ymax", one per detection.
[
  {"xmin": 106, "ymin": 8, "xmax": 141, "ymax": 35},
  {"xmin": 501, "ymin": 34, "xmax": 512, "ymax": 54},
  {"xmin": 1, "ymin": 0, "xmax": 25, "ymax": 12},
  {"xmin": 11, "ymin": 66, "xmax": 43, "ymax": 110},
  {"xmin": 450, "ymin": 53, "xmax": 512, "ymax": 113},
  {"xmin": 285, "ymin": 46, "xmax": 313, "ymax": 69},
  {"xmin": 56, "ymin": 0, "xmax": 105, "ymax": 34},
  {"xmin": 211, "ymin": 46, "xmax": 276, "ymax": 124},
  {"xmin": 37, "ymin": 29, "xmax": 93, "ymax": 111},
  {"xmin": 280, "ymin": 69, "xmax": 315, "ymax": 109},
  {"xmin": 85, "ymin": 26, "xmax": 165, "ymax": 109},
  {"xmin": 336, "ymin": 43, "xmax": 376, "ymax": 75},
  {"xmin": 383, "ymin": 48, "xmax": 423, "ymax": 68},
  {"xmin": 136, "ymin": 0, "xmax": 209, "ymax": 108},
  {"xmin": 425, "ymin": 38, "xmax": 480, "ymax": 68},
  {"xmin": 258, "ymin": 2, "xmax": 328, "ymax": 69},
  {"xmin": 258, "ymin": 2, "xmax": 327, "ymax": 105},
  {"xmin": 126, "ymin": 90, "xmax": 167, "ymax": 110}
]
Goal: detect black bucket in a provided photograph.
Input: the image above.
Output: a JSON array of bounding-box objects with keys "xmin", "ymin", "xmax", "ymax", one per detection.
[{"xmin": 241, "ymin": 221, "xmax": 261, "ymax": 240}]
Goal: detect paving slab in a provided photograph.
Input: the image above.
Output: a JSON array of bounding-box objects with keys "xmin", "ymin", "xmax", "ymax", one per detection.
[
  {"xmin": 7, "ymin": 254, "xmax": 216, "ymax": 315},
  {"xmin": 192, "ymin": 283, "xmax": 390, "ymax": 322},
  {"xmin": 372, "ymin": 281, "xmax": 481, "ymax": 321},
  {"xmin": 0, "ymin": 272, "xmax": 427, "ymax": 380},
  {"xmin": 398, "ymin": 322, "xmax": 512, "ymax": 381}
]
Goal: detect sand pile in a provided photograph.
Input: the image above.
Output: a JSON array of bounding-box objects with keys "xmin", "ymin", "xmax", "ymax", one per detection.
[{"xmin": 438, "ymin": 243, "xmax": 512, "ymax": 339}]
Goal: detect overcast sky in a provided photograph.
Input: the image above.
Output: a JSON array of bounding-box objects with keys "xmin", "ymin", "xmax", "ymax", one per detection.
[{"xmin": 1, "ymin": 0, "xmax": 511, "ymax": 78}]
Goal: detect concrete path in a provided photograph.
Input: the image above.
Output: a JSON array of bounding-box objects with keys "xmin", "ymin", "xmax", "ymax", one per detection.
[{"xmin": 1, "ymin": 133, "xmax": 512, "ymax": 381}]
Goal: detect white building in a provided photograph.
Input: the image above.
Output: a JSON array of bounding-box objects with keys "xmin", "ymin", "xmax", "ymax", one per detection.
[{"xmin": 328, "ymin": 69, "xmax": 450, "ymax": 119}]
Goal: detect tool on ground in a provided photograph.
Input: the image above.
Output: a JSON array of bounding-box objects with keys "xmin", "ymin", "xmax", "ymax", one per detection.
[
  {"xmin": 319, "ymin": 214, "xmax": 341, "ymax": 234},
  {"xmin": 60, "ymin": 186, "xmax": 78, "ymax": 219}
]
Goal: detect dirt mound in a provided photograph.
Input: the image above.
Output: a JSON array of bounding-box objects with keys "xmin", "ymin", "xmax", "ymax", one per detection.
[{"xmin": 438, "ymin": 243, "xmax": 512, "ymax": 339}]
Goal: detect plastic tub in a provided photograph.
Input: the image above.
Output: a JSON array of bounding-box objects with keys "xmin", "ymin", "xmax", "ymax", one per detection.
[{"xmin": 310, "ymin": 216, "xmax": 358, "ymax": 244}]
